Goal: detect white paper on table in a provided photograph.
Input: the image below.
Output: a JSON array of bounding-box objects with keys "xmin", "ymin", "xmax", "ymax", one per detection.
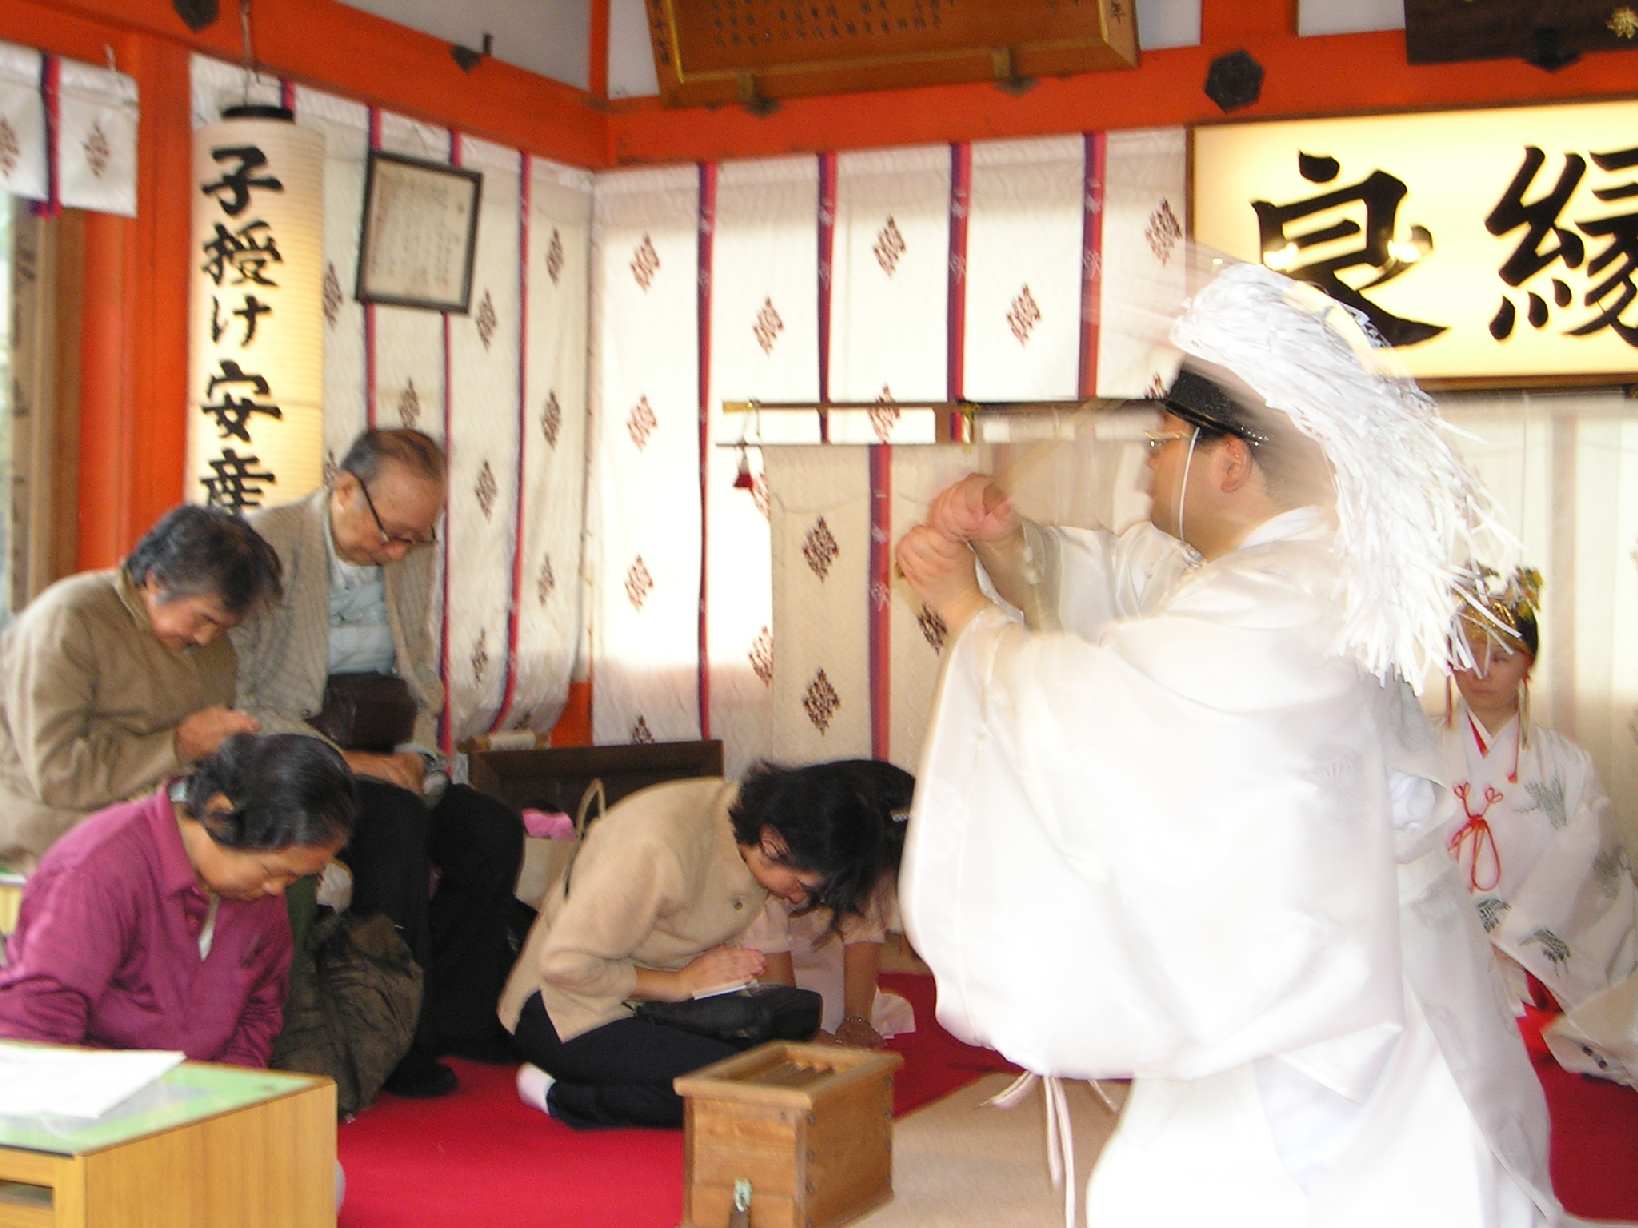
[{"xmin": 0, "ymin": 1044, "xmax": 184, "ymax": 1118}]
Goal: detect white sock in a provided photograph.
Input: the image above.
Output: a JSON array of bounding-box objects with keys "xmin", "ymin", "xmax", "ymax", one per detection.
[{"xmin": 516, "ymin": 1063, "xmax": 555, "ymax": 1116}]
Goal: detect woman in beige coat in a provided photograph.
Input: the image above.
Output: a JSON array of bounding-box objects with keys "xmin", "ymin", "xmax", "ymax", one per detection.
[
  {"xmin": 499, "ymin": 760, "xmax": 890, "ymax": 1128},
  {"xmin": 0, "ymin": 506, "xmax": 282, "ymax": 871}
]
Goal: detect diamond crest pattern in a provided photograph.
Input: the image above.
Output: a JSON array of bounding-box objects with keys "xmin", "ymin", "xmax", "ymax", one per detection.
[
  {"xmin": 625, "ymin": 555, "xmax": 654, "ymax": 610},
  {"xmin": 803, "ymin": 517, "xmax": 840, "ymax": 580},
  {"xmin": 873, "ymin": 215, "xmax": 907, "ymax": 276},
  {"xmin": 803, "ymin": 669, "xmax": 840, "ymax": 733},
  {"xmin": 627, "ymin": 395, "xmax": 658, "ymax": 449}
]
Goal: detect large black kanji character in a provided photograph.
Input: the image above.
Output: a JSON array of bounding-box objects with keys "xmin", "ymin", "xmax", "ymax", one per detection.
[
  {"xmin": 209, "ymin": 294, "xmax": 273, "ymax": 346},
  {"xmin": 200, "ymin": 448, "xmax": 275, "ymax": 512},
  {"xmin": 200, "ymin": 220, "xmax": 282, "ymax": 288},
  {"xmin": 200, "ymin": 145, "xmax": 283, "ymax": 217},
  {"xmin": 1485, "ymin": 146, "xmax": 1586, "ymax": 341},
  {"xmin": 1252, "ymin": 152, "xmax": 1446, "ymax": 348},
  {"xmin": 204, "ymin": 359, "xmax": 270, "ymax": 400},
  {"xmin": 200, "ymin": 396, "xmax": 282, "ymax": 443},
  {"xmin": 1569, "ymin": 145, "xmax": 1638, "ymax": 346},
  {"xmin": 201, "ymin": 360, "xmax": 281, "ymax": 443}
]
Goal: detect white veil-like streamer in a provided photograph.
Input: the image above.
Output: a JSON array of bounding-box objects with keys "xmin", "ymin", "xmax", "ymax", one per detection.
[{"xmin": 1168, "ymin": 258, "xmax": 1508, "ymax": 686}]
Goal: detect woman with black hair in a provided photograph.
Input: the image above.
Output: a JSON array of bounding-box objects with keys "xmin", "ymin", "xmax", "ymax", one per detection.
[
  {"xmin": 0, "ymin": 504, "xmax": 283, "ymax": 871},
  {"xmin": 497, "ymin": 760, "xmax": 889, "ymax": 1129},
  {"xmin": 746, "ymin": 759, "xmax": 917, "ymax": 1048},
  {"xmin": 0, "ymin": 733, "xmax": 357, "ymax": 1067}
]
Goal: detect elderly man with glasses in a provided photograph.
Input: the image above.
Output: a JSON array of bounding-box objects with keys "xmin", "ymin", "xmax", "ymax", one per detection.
[{"xmin": 232, "ymin": 427, "xmax": 524, "ymax": 1099}]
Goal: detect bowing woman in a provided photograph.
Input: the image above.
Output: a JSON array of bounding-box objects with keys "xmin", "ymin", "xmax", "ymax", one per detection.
[
  {"xmin": 498, "ymin": 761, "xmax": 886, "ymax": 1129},
  {"xmin": 1444, "ymin": 567, "xmax": 1638, "ymax": 1087},
  {"xmin": 0, "ymin": 733, "xmax": 357, "ymax": 1067}
]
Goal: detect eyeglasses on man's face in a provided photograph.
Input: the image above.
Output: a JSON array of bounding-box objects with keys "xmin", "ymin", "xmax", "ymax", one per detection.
[
  {"xmin": 348, "ymin": 470, "xmax": 438, "ymax": 548},
  {"xmin": 1143, "ymin": 429, "xmax": 1190, "ymax": 455}
]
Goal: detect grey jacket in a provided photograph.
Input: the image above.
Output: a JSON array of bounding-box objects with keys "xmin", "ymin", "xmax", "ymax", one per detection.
[{"xmin": 231, "ymin": 489, "xmax": 444, "ymax": 753}]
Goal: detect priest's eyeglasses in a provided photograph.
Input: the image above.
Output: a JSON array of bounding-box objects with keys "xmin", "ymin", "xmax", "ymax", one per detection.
[
  {"xmin": 1143, "ymin": 429, "xmax": 1189, "ymax": 454},
  {"xmin": 348, "ymin": 470, "xmax": 439, "ymax": 548}
]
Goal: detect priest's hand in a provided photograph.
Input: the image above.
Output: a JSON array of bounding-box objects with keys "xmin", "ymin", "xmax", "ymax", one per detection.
[
  {"xmin": 928, "ymin": 474, "xmax": 1018, "ymax": 545},
  {"xmin": 896, "ymin": 525, "xmax": 989, "ymax": 638}
]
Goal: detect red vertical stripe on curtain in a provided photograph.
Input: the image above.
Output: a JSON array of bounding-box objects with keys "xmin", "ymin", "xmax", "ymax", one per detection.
[
  {"xmin": 1078, "ymin": 132, "xmax": 1108, "ymax": 398},
  {"xmin": 816, "ymin": 152, "xmax": 837, "ymax": 443},
  {"xmin": 491, "ymin": 151, "xmax": 530, "ymax": 732},
  {"xmin": 947, "ymin": 142, "xmax": 971, "ymax": 440},
  {"xmin": 868, "ymin": 444, "xmax": 892, "ymax": 760},
  {"xmin": 697, "ymin": 162, "xmax": 717, "ymax": 739},
  {"xmin": 437, "ymin": 130, "xmax": 459, "ymax": 756},
  {"xmin": 364, "ymin": 107, "xmax": 381, "ymax": 428}
]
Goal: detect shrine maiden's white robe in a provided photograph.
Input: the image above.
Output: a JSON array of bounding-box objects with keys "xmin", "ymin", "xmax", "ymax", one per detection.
[
  {"xmin": 1442, "ymin": 706, "xmax": 1638, "ymax": 1088},
  {"xmin": 901, "ymin": 508, "xmax": 1561, "ymax": 1227}
]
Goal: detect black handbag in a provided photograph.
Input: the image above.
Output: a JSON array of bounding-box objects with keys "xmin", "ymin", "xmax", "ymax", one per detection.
[
  {"xmin": 308, "ymin": 672, "xmax": 418, "ymax": 752},
  {"xmin": 633, "ymin": 984, "xmax": 823, "ymax": 1045}
]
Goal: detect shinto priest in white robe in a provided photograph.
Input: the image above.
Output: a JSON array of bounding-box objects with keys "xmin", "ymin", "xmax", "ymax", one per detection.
[
  {"xmin": 900, "ymin": 507, "xmax": 1563, "ymax": 1226},
  {"xmin": 1443, "ymin": 701, "xmax": 1638, "ymax": 1088}
]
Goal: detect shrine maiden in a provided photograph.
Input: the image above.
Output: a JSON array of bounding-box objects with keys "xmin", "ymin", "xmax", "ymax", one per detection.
[{"xmin": 1443, "ymin": 568, "xmax": 1638, "ymax": 1088}]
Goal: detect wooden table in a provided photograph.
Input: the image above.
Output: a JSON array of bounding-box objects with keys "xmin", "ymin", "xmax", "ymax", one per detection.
[{"xmin": 0, "ymin": 1058, "xmax": 335, "ymax": 1228}]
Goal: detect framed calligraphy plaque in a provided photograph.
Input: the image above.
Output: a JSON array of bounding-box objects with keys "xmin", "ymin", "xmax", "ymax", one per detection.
[
  {"xmin": 1192, "ymin": 99, "xmax": 1638, "ymax": 387},
  {"xmin": 356, "ymin": 150, "xmax": 483, "ymax": 313}
]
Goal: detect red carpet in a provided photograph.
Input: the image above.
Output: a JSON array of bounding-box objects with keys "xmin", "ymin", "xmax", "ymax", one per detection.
[
  {"xmin": 1518, "ymin": 1007, "xmax": 1638, "ymax": 1223},
  {"xmin": 338, "ymin": 984, "xmax": 1638, "ymax": 1225},
  {"xmin": 336, "ymin": 973, "xmax": 1014, "ymax": 1228}
]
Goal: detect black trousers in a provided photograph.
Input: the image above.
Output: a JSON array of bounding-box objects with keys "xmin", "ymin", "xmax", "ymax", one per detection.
[
  {"xmin": 344, "ymin": 779, "xmax": 524, "ymax": 1051},
  {"xmin": 513, "ymin": 991, "xmax": 745, "ymax": 1129}
]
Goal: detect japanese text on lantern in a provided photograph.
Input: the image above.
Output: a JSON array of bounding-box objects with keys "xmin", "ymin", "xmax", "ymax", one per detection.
[{"xmin": 197, "ymin": 144, "xmax": 284, "ymax": 511}]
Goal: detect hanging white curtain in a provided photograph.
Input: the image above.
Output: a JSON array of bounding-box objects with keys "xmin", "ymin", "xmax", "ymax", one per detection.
[
  {"xmin": 962, "ymin": 136, "xmax": 1083, "ymax": 401},
  {"xmin": 0, "ymin": 44, "xmax": 46, "ymax": 203},
  {"xmin": 764, "ymin": 446, "xmax": 874, "ymax": 762},
  {"xmin": 56, "ymin": 58, "xmax": 137, "ymax": 217},
  {"xmin": 512, "ymin": 157, "xmax": 593, "ymax": 736},
  {"xmin": 707, "ymin": 155, "xmax": 822, "ymax": 777},
  {"xmin": 1095, "ymin": 126, "xmax": 1190, "ymax": 398},
  {"xmin": 828, "ymin": 145, "xmax": 949, "ymax": 442},
  {"xmin": 441, "ymin": 135, "xmax": 523, "ymax": 745},
  {"xmin": 0, "ymin": 40, "xmax": 138, "ymax": 215},
  {"xmin": 589, "ymin": 166, "xmax": 702, "ymax": 746}
]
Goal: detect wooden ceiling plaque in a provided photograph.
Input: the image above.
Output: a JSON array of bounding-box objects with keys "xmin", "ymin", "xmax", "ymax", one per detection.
[
  {"xmin": 1404, "ymin": 0, "xmax": 1638, "ymax": 65},
  {"xmin": 643, "ymin": 0, "xmax": 1139, "ymax": 108}
]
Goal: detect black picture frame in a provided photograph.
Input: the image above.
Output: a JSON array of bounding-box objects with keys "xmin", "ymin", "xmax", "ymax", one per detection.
[{"xmin": 355, "ymin": 149, "xmax": 483, "ymax": 314}]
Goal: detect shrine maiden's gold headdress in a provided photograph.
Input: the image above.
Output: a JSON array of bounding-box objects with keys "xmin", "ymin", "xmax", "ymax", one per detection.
[
  {"xmin": 1459, "ymin": 565, "xmax": 1542, "ymax": 658},
  {"xmin": 1167, "ymin": 260, "xmax": 1508, "ymax": 687}
]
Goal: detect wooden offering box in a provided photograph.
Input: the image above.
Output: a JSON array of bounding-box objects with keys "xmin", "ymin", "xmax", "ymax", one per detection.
[{"xmin": 674, "ymin": 1041, "xmax": 904, "ymax": 1228}]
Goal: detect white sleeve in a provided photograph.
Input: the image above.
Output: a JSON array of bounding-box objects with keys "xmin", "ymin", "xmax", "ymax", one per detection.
[{"xmin": 1049, "ymin": 521, "xmax": 1193, "ymax": 639}]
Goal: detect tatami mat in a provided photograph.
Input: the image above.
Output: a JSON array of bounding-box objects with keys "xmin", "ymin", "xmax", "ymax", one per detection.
[{"xmin": 861, "ymin": 1073, "xmax": 1125, "ymax": 1226}]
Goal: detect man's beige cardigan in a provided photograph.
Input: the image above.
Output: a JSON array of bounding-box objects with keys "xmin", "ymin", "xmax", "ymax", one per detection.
[
  {"xmin": 0, "ymin": 568, "xmax": 235, "ymax": 869},
  {"xmin": 230, "ymin": 489, "xmax": 443, "ymax": 751},
  {"xmin": 498, "ymin": 778, "xmax": 769, "ymax": 1043}
]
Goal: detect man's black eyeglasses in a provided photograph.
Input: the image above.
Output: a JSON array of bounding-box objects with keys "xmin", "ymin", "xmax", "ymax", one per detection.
[{"xmin": 348, "ymin": 469, "xmax": 438, "ymax": 548}]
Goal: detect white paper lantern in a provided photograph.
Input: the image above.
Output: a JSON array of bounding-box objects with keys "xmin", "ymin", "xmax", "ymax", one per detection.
[{"xmin": 187, "ymin": 105, "xmax": 325, "ymax": 511}]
